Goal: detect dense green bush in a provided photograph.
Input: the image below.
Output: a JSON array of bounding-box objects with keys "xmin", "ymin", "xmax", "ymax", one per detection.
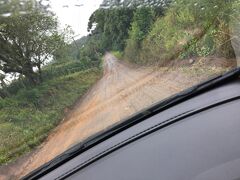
[
  {"xmin": 88, "ymin": 8, "xmax": 134, "ymax": 51},
  {"xmin": 16, "ymin": 88, "xmax": 41, "ymax": 107},
  {"xmin": 124, "ymin": 0, "xmax": 238, "ymax": 65}
]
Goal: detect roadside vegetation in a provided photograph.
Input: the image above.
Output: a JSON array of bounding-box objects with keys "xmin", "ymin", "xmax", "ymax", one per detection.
[
  {"xmin": 111, "ymin": 51, "xmax": 124, "ymax": 60},
  {"xmin": 0, "ymin": 0, "xmax": 102, "ymax": 165},
  {"xmin": 88, "ymin": 0, "xmax": 239, "ymax": 67},
  {"xmin": 137, "ymin": 0, "xmax": 238, "ymax": 66},
  {"xmin": 0, "ymin": 65, "xmax": 101, "ymax": 164},
  {"xmin": 0, "ymin": 31, "xmax": 102, "ymax": 165}
]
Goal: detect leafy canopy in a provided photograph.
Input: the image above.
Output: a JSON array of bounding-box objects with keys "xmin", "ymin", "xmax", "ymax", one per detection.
[{"xmin": 0, "ymin": 0, "xmax": 66, "ymax": 85}]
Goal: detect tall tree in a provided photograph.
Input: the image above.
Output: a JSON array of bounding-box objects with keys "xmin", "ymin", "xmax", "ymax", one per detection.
[
  {"xmin": 0, "ymin": 0, "xmax": 66, "ymax": 85},
  {"xmin": 88, "ymin": 8, "xmax": 134, "ymax": 51}
]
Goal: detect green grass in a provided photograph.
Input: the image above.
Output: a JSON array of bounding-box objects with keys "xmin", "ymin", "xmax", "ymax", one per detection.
[
  {"xmin": 0, "ymin": 65, "xmax": 101, "ymax": 165},
  {"xmin": 111, "ymin": 51, "xmax": 123, "ymax": 60}
]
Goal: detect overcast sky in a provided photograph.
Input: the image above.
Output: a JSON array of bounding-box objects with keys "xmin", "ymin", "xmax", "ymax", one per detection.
[{"xmin": 50, "ymin": 0, "xmax": 102, "ymax": 38}]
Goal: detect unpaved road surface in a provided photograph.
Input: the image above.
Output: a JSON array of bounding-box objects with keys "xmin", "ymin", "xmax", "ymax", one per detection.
[{"xmin": 0, "ymin": 53, "xmax": 206, "ymax": 179}]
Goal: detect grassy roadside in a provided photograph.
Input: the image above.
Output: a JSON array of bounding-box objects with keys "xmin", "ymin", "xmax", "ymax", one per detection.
[
  {"xmin": 0, "ymin": 65, "xmax": 101, "ymax": 165},
  {"xmin": 111, "ymin": 51, "xmax": 123, "ymax": 60}
]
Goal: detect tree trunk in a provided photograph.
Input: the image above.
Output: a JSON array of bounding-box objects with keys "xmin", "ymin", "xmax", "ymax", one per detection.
[
  {"xmin": 23, "ymin": 62, "xmax": 38, "ymax": 85},
  {"xmin": 23, "ymin": 70, "xmax": 38, "ymax": 85},
  {"xmin": 37, "ymin": 63, "xmax": 43, "ymax": 83},
  {"xmin": 26, "ymin": 73, "xmax": 38, "ymax": 85}
]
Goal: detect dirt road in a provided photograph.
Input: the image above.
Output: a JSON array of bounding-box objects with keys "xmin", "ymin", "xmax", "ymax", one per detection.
[{"xmin": 0, "ymin": 53, "xmax": 209, "ymax": 179}]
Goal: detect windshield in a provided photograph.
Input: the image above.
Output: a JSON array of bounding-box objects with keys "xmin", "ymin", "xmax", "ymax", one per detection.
[{"xmin": 0, "ymin": 0, "xmax": 239, "ymax": 179}]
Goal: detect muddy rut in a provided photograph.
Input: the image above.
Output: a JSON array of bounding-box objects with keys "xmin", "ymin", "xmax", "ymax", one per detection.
[{"xmin": 0, "ymin": 53, "xmax": 201, "ymax": 179}]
